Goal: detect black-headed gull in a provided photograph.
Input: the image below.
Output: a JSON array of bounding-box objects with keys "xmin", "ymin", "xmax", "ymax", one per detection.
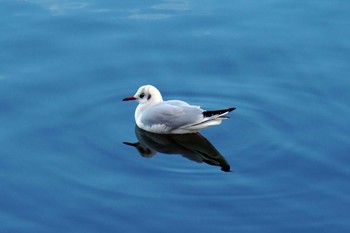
[{"xmin": 123, "ymin": 85, "xmax": 235, "ymax": 134}]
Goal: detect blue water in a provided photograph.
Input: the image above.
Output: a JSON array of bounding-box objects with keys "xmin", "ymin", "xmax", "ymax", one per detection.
[{"xmin": 1, "ymin": 0, "xmax": 350, "ymax": 232}]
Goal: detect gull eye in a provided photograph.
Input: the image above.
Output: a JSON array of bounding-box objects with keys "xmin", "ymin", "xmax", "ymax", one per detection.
[{"xmin": 139, "ymin": 93, "xmax": 145, "ymax": 98}]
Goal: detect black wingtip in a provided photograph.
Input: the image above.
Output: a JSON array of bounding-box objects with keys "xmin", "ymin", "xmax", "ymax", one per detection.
[{"xmin": 202, "ymin": 107, "xmax": 236, "ymax": 118}]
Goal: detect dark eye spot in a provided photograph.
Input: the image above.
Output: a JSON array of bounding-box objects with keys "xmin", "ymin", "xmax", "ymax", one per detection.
[
  {"xmin": 139, "ymin": 93, "xmax": 145, "ymax": 98},
  {"xmin": 147, "ymin": 94, "xmax": 152, "ymax": 100}
]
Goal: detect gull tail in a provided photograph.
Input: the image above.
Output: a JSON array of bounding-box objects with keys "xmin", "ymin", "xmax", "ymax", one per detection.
[
  {"xmin": 179, "ymin": 107, "xmax": 236, "ymax": 132},
  {"xmin": 202, "ymin": 107, "xmax": 236, "ymax": 118}
]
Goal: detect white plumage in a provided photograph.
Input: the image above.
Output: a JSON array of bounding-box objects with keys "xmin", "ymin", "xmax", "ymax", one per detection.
[{"xmin": 123, "ymin": 85, "xmax": 235, "ymax": 134}]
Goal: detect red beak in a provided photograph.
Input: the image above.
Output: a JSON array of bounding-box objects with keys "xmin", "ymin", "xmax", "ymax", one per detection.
[{"xmin": 123, "ymin": 96, "xmax": 137, "ymax": 101}]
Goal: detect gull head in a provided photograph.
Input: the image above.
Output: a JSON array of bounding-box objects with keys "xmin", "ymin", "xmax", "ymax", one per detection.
[{"xmin": 123, "ymin": 85, "xmax": 163, "ymax": 105}]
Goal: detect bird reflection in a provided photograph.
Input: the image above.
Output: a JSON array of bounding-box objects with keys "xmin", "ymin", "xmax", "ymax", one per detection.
[{"xmin": 123, "ymin": 126, "xmax": 231, "ymax": 172}]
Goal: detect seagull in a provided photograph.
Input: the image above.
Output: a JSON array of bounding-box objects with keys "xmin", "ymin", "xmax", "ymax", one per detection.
[{"xmin": 123, "ymin": 85, "xmax": 235, "ymax": 134}]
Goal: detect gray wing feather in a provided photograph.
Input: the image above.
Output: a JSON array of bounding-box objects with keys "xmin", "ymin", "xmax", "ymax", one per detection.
[{"xmin": 141, "ymin": 101, "xmax": 203, "ymax": 130}]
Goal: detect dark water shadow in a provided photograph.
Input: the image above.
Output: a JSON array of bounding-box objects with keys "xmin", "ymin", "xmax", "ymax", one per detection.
[{"xmin": 123, "ymin": 126, "xmax": 231, "ymax": 172}]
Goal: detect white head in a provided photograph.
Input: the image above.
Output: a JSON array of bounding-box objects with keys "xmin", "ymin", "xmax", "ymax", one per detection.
[{"xmin": 123, "ymin": 85, "xmax": 163, "ymax": 105}]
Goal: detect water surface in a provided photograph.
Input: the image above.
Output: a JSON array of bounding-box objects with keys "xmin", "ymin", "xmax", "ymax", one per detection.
[{"xmin": 1, "ymin": 0, "xmax": 350, "ymax": 232}]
